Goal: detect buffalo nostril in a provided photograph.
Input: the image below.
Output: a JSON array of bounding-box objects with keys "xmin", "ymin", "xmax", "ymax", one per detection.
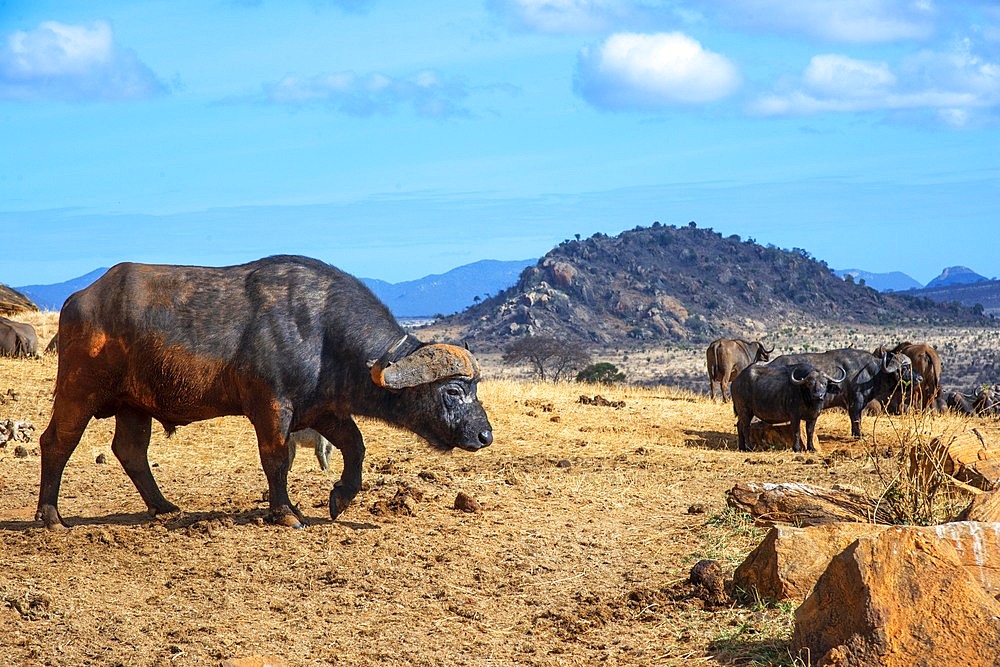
[{"xmin": 478, "ymin": 430, "xmax": 493, "ymax": 446}]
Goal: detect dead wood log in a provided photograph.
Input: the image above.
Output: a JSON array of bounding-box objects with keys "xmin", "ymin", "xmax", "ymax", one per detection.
[{"xmin": 726, "ymin": 482, "xmax": 895, "ymax": 527}]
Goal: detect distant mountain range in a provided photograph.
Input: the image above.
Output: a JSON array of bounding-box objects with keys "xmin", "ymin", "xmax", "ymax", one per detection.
[
  {"xmin": 12, "ymin": 259, "xmax": 537, "ymax": 317},
  {"xmin": 833, "ymin": 269, "xmax": 922, "ymax": 292},
  {"xmin": 833, "ymin": 265, "xmax": 991, "ymax": 292},
  {"xmin": 6, "ymin": 252, "xmax": 997, "ymax": 320}
]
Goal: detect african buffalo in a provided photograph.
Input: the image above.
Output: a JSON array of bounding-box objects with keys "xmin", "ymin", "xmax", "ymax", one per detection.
[
  {"xmin": 0, "ymin": 317, "xmax": 39, "ymax": 358},
  {"xmin": 706, "ymin": 338, "xmax": 773, "ymax": 402},
  {"xmin": 765, "ymin": 348, "xmax": 919, "ymax": 439},
  {"xmin": 36, "ymin": 255, "xmax": 493, "ymax": 530},
  {"xmin": 732, "ymin": 362, "xmax": 845, "ymax": 453},
  {"xmin": 883, "ymin": 342, "xmax": 941, "ymax": 412},
  {"xmin": 943, "ymin": 386, "xmax": 1000, "ymax": 417}
]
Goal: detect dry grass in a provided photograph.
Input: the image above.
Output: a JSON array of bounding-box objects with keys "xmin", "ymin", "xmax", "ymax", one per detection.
[{"xmin": 0, "ymin": 313, "xmax": 998, "ymax": 665}]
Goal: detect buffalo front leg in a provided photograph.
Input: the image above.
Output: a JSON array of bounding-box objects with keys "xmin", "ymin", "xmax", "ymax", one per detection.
[
  {"xmin": 804, "ymin": 418, "xmax": 817, "ymax": 453},
  {"xmin": 36, "ymin": 400, "xmax": 92, "ymax": 530},
  {"xmin": 318, "ymin": 418, "xmax": 366, "ymax": 520},
  {"xmin": 111, "ymin": 408, "xmax": 179, "ymax": 518},
  {"xmin": 254, "ymin": 421, "xmax": 305, "ymax": 529}
]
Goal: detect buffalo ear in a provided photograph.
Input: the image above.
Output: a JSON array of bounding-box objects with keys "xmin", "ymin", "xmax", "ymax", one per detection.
[{"xmin": 370, "ymin": 344, "xmax": 481, "ymax": 389}]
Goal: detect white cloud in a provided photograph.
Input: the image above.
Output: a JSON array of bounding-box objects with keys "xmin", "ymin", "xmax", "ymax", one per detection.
[
  {"xmin": 262, "ymin": 70, "xmax": 470, "ymax": 118},
  {"xmin": 489, "ymin": 0, "xmax": 633, "ymax": 33},
  {"xmin": 0, "ymin": 20, "xmax": 166, "ymax": 101},
  {"xmin": 803, "ymin": 54, "xmax": 896, "ymax": 97},
  {"xmin": 714, "ymin": 0, "xmax": 937, "ymax": 43},
  {"xmin": 752, "ymin": 46, "xmax": 1000, "ymax": 125},
  {"xmin": 575, "ymin": 32, "xmax": 740, "ymax": 109}
]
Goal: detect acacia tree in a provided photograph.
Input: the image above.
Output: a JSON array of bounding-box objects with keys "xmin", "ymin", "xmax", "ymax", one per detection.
[{"xmin": 502, "ymin": 335, "xmax": 591, "ymax": 381}]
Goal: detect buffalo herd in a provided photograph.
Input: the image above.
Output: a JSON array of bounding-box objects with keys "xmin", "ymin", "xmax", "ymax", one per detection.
[{"xmin": 708, "ymin": 335, "xmax": 999, "ymax": 453}]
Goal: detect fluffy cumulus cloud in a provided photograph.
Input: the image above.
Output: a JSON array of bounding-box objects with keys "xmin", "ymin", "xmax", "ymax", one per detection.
[
  {"xmin": 753, "ymin": 42, "xmax": 1000, "ymax": 125},
  {"xmin": 575, "ymin": 32, "xmax": 740, "ymax": 109},
  {"xmin": 713, "ymin": 0, "xmax": 937, "ymax": 43},
  {"xmin": 0, "ymin": 20, "xmax": 167, "ymax": 101},
  {"xmin": 262, "ymin": 70, "xmax": 470, "ymax": 118}
]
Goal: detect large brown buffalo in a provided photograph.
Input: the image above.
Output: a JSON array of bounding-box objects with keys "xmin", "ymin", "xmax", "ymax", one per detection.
[
  {"xmin": 0, "ymin": 317, "xmax": 39, "ymax": 358},
  {"xmin": 36, "ymin": 255, "xmax": 494, "ymax": 530},
  {"xmin": 882, "ymin": 342, "xmax": 941, "ymax": 412},
  {"xmin": 706, "ymin": 338, "xmax": 773, "ymax": 402}
]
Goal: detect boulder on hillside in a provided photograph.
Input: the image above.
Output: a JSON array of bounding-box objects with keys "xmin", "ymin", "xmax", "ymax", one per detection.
[
  {"xmin": 0, "ymin": 285, "xmax": 38, "ymax": 317},
  {"xmin": 735, "ymin": 521, "xmax": 1000, "ymax": 603},
  {"xmin": 792, "ymin": 526, "xmax": 1000, "ymax": 666}
]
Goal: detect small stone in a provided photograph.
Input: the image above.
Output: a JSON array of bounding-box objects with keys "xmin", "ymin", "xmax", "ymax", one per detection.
[
  {"xmin": 454, "ymin": 491, "xmax": 482, "ymax": 513},
  {"xmin": 14, "ymin": 445, "xmax": 28, "ymax": 458},
  {"xmin": 687, "ymin": 504, "xmax": 705, "ymax": 515},
  {"xmin": 556, "ymin": 459, "xmax": 572, "ymax": 468},
  {"xmin": 95, "ymin": 453, "xmax": 107, "ymax": 464}
]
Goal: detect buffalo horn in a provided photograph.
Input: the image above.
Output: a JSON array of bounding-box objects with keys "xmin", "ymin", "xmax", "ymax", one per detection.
[
  {"xmin": 370, "ymin": 344, "xmax": 481, "ymax": 389},
  {"xmin": 830, "ymin": 366, "xmax": 847, "ymax": 383},
  {"xmin": 790, "ymin": 365, "xmax": 810, "ymax": 384}
]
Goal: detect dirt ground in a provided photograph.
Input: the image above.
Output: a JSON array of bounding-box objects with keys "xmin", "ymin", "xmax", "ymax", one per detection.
[{"xmin": 2, "ymin": 318, "xmax": 999, "ymax": 666}]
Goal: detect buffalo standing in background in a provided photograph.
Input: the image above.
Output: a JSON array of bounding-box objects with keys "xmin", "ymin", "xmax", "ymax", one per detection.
[
  {"xmin": 732, "ymin": 362, "xmax": 845, "ymax": 453},
  {"xmin": 706, "ymin": 338, "xmax": 773, "ymax": 402},
  {"xmin": 882, "ymin": 341, "xmax": 941, "ymax": 413},
  {"xmin": 36, "ymin": 255, "xmax": 494, "ymax": 530},
  {"xmin": 765, "ymin": 348, "xmax": 920, "ymax": 439},
  {"xmin": 942, "ymin": 386, "xmax": 1000, "ymax": 417},
  {"xmin": 0, "ymin": 317, "xmax": 39, "ymax": 358}
]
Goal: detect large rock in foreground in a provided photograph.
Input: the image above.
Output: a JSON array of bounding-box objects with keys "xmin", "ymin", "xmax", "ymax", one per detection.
[
  {"xmin": 792, "ymin": 526, "xmax": 1000, "ymax": 666},
  {"xmin": 736, "ymin": 521, "xmax": 1000, "ymax": 603}
]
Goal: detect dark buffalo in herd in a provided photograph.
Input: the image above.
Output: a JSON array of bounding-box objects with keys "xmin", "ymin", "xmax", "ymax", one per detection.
[
  {"xmin": 706, "ymin": 338, "xmax": 773, "ymax": 402},
  {"xmin": 942, "ymin": 385, "xmax": 1000, "ymax": 417},
  {"xmin": 766, "ymin": 348, "xmax": 920, "ymax": 439},
  {"xmin": 732, "ymin": 362, "xmax": 845, "ymax": 453},
  {"xmin": 34, "ymin": 255, "xmax": 493, "ymax": 530},
  {"xmin": 0, "ymin": 316, "xmax": 39, "ymax": 358}
]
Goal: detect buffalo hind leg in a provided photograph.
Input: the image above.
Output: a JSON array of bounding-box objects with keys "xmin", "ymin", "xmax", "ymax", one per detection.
[
  {"xmin": 36, "ymin": 400, "xmax": 93, "ymax": 529},
  {"xmin": 317, "ymin": 418, "xmax": 366, "ymax": 520},
  {"xmin": 111, "ymin": 408, "xmax": 179, "ymax": 518}
]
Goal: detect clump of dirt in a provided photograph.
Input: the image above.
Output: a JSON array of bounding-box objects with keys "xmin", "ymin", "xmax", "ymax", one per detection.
[{"xmin": 370, "ymin": 484, "xmax": 424, "ymax": 517}]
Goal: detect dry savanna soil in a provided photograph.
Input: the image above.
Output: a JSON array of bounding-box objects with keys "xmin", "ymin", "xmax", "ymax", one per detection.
[{"xmin": 2, "ymin": 313, "xmax": 999, "ymax": 666}]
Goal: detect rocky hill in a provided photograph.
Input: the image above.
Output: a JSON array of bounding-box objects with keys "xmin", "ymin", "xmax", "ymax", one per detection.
[
  {"xmin": 444, "ymin": 222, "xmax": 992, "ymax": 351},
  {"xmin": 0, "ymin": 285, "xmax": 37, "ymax": 317}
]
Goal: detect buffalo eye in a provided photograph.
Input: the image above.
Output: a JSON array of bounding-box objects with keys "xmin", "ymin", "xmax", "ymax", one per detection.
[{"xmin": 444, "ymin": 385, "xmax": 464, "ymax": 399}]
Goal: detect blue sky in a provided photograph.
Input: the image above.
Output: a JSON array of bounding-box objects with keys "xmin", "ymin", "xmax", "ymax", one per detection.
[{"xmin": 1, "ymin": 0, "xmax": 998, "ymax": 288}]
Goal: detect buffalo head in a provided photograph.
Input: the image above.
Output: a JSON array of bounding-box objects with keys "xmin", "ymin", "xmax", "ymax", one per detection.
[
  {"xmin": 369, "ymin": 344, "xmax": 493, "ymax": 452},
  {"xmin": 791, "ymin": 364, "xmax": 844, "ymax": 402}
]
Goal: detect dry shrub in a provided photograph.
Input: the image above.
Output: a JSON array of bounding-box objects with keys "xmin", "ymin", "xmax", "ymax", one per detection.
[{"xmin": 865, "ymin": 405, "xmax": 972, "ymax": 526}]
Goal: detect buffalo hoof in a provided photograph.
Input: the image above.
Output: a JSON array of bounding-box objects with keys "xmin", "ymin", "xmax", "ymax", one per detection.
[
  {"xmin": 148, "ymin": 502, "xmax": 181, "ymax": 517},
  {"xmin": 329, "ymin": 488, "xmax": 354, "ymax": 520},
  {"xmin": 36, "ymin": 504, "xmax": 69, "ymax": 531},
  {"xmin": 269, "ymin": 507, "xmax": 306, "ymax": 529}
]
